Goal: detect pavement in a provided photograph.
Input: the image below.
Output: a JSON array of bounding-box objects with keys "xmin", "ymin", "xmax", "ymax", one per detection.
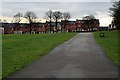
[{"xmin": 8, "ymin": 33, "xmax": 118, "ymax": 78}]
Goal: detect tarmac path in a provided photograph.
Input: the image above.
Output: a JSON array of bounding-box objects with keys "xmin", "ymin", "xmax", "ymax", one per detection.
[{"xmin": 8, "ymin": 33, "xmax": 118, "ymax": 78}]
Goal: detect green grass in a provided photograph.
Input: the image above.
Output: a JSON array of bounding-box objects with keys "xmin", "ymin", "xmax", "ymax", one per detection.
[
  {"xmin": 2, "ymin": 33, "xmax": 77, "ymax": 78},
  {"xmin": 93, "ymin": 30, "xmax": 119, "ymax": 67}
]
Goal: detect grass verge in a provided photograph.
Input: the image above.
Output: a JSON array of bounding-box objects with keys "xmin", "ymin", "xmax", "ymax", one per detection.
[
  {"xmin": 2, "ymin": 33, "xmax": 77, "ymax": 78},
  {"xmin": 93, "ymin": 30, "xmax": 119, "ymax": 67}
]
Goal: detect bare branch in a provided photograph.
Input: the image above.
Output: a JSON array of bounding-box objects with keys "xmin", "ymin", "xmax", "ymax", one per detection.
[
  {"xmin": 63, "ymin": 12, "xmax": 71, "ymax": 20},
  {"xmin": 24, "ymin": 11, "xmax": 37, "ymax": 23},
  {"xmin": 13, "ymin": 12, "xmax": 22, "ymax": 23},
  {"xmin": 53, "ymin": 11, "xmax": 62, "ymax": 20},
  {"xmin": 45, "ymin": 10, "xmax": 53, "ymax": 20}
]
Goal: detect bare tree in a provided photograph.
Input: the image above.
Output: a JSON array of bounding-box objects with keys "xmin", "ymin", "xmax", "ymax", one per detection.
[
  {"xmin": 63, "ymin": 12, "xmax": 71, "ymax": 20},
  {"xmin": 24, "ymin": 11, "xmax": 37, "ymax": 23},
  {"xmin": 110, "ymin": 1, "xmax": 120, "ymax": 29},
  {"xmin": 13, "ymin": 12, "xmax": 22, "ymax": 31},
  {"xmin": 83, "ymin": 15, "xmax": 95, "ymax": 20},
  {"xmin": 82, "ymin": 15, "xmax": 96, "ymax": 31},
  {"xmin": 53, "ymin": 11, "xmax": 62, "ymax": 32},
  {"xmin": 14, "ymin": 12, "xmax": 22, "ymax": 23},
  {"xmin": 45, "ymin": 10, "xmax": 53, "ymax": 33},
  {"xmin": 63, "ymin": 12, "xmax": 71, "ymax": 32},
  {"xmin": 24, "ymin": 11, "xmax": 37, "ymax": 34}
]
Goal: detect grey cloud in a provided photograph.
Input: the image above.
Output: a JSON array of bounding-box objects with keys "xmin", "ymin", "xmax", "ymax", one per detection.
[
  {"xmin": 2, "ymin": 0, "xmax": 111, "ymax": 2},
  {"xmin": 2, "ymin": 2, "xmax": 112, "ymax": 19}
]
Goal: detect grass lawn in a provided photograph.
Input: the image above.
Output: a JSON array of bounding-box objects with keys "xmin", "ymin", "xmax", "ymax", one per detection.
[
  {"xmin": 2, "ymin": 33, "xmax": 77, "ymax": 78},
  {"xmin": 93, "ymin": 30, "xmax": 119, "ymax": 67}
]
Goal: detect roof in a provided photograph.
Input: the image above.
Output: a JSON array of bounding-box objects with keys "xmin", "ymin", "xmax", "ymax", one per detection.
[
  {"xmin": 2, "ymin": 23, "xmax": 15, "ymax": 28},
  {"xmin": 2, "ymin": 23, "xmax": 47, "ymax": 28},
  {"xmin": 46, "ymin": 21, "xmax": 61, "ymax": 27}
]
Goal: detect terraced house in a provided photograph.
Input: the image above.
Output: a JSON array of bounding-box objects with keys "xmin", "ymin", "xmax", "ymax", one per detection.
[{"xmin": 1, "ymin": 19, "xmax": 100, "ymax": 34}]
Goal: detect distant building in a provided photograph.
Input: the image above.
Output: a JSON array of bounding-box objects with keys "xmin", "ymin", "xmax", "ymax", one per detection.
[
  {"xmin": 61, "ymin": 19, "xmax": 100, "ymax": 32},
  {"xmin": 2, "ymin": 18, "xmax": 100, "ymax": 34}
]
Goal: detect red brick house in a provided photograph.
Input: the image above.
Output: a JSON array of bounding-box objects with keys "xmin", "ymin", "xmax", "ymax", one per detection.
[
  {"xmin": 2, "ymin": 23, "xmax": 14, "ymax": 34},
  {"xmin": 2, "ymin": 19, "xmax": 100, "ymax": 34}
]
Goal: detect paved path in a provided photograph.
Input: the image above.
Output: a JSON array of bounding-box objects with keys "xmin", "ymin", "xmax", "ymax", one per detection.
[{"xmin": 8, "ymin": 33, "xmax": 118, "ymax": 78}]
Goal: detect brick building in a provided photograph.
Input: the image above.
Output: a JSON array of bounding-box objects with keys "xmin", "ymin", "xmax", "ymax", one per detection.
[{"xmin": 2, "ymin": 19, "xmax": 100, "ymax": 34}]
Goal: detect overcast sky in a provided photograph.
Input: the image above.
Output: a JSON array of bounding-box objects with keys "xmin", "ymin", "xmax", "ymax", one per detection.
[{"xmin": 0, "ymin": 0, "xmax": 116, "ymax": 26}]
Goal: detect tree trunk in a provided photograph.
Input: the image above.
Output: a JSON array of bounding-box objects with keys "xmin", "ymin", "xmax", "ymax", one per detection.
[
  {"xmin": 64, "ymin": 20, "xmax": 66, "ymax": 32},
  {"xmin": 50, "ymin": 19, "xmax": 51, "ymax": 33},
  {"xmin": 55, "ymin": 19, "xmax": 58, "ymax": 33},
  {"xmin": 29, "ymin": 23, "xmax": 32, "ymax": 34}
]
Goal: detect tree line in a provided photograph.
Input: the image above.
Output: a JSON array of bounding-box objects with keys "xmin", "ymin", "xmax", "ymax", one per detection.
[{"xmin": 13, "ymin": 10, "xmax": 71, "ymax": 33}]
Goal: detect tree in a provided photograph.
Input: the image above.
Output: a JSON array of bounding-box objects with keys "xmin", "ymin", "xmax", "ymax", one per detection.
[
  {"xmin": 24, "ymin": 11, "xmax": 37, "ymax": 34},
  {"xmin": 63, "ymin": 12, "xmax": 71, "ymax": 20},
  {"xmin": 63, "ymin": 12, "xmax": 71, "ymax": 32},
  {"xmin": 45, "ymin": 10, "xmax": 53, "ymax": 33},
  {"xmin": 82, "ymin": 15, "xmax": 96, "ymax": 31},
  {"xmin": 82, "ymin": 15, "xmax": 95, "ymax": 20},
  {"xmin": 109, "ymin": 1, "xmax": 120, "ymax": 29},
  {"xmin": 53, "ymin": 11, "xmax": 62, "ymax": 32},
  {"xmin": 14, "ymin": 12, "xmax": 22, "ymax": 23},
  {"xmin": 13, "ymin": 12, "xmax": 22, "ymax": 31}
]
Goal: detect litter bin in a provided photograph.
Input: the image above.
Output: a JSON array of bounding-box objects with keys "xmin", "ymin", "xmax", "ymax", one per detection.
[{"xmin": 100, "ymin": 32, "xmax": 105, "ymax": 37}]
